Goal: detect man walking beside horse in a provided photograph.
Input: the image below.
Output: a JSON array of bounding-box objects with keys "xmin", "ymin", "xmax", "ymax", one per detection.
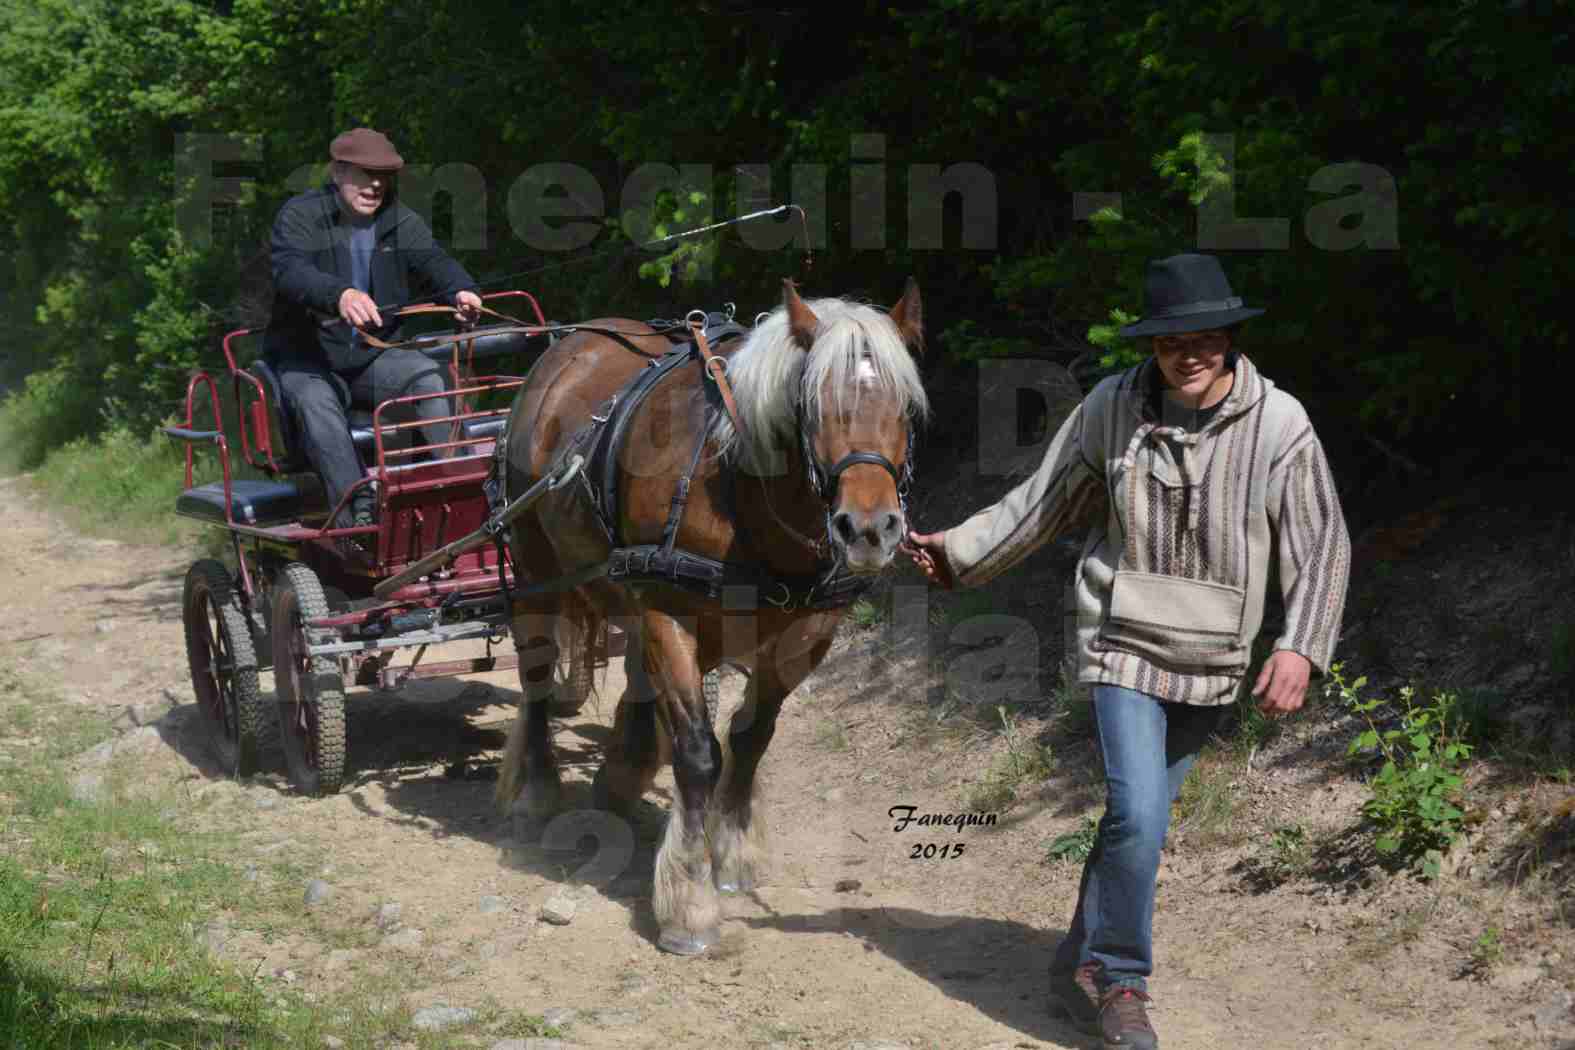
[{"xmin": 907, "ymin": 253, "xmax": 1351, "ymax": 1050}]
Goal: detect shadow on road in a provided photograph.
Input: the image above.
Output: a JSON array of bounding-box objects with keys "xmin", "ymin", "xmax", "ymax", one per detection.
[{"xmin": 738, "ymin": 906, "xmax": 1088, "ymax": 1047}]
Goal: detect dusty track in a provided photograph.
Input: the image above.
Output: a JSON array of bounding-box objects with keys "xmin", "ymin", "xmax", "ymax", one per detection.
[{"xmin": 0, "ymin": 473, "xmax": 1555, "ymax": 1049}]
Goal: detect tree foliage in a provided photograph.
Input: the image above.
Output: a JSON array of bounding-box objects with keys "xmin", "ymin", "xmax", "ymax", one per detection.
[{"xmin": 0, "ymin": 0, "xmax": 1566, "ymax": 477}]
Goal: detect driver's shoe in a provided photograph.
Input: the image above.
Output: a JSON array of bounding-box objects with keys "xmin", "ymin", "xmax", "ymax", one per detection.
[{"xmin": 350, "ymin": 491, "xmax": 376, "ymax": 528}]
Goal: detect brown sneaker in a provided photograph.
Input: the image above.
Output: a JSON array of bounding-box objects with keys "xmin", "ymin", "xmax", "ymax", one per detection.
[
  {"xmin": 1099, "ymin": 986, "xmax": 1158, "ymax": 1049},
  {"xmin": 1047, "ymin": 961, "xmax": 1102, "ymax": 1034}
]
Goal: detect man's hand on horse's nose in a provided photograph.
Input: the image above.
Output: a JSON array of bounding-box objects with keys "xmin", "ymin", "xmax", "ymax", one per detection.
[{"xmin": 903, "ymin": 529, "xmax": 956, "ymax": 590}]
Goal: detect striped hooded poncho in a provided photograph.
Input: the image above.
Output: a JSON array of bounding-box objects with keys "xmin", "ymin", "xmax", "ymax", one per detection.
[{"xmin": 944, "ymin": 353, "xmax": 1351, "ymax": 706}]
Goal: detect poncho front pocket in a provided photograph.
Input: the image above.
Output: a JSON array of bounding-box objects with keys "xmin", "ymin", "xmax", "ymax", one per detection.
[{"xmin": 1096, "ymin": 570, "xmax": 1248, "ymax": 670}]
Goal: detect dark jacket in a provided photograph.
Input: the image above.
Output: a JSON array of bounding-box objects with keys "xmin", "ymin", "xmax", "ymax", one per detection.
[{"xmin": 262, "ymin": 183, "xmax": 477, "ymax": 374}]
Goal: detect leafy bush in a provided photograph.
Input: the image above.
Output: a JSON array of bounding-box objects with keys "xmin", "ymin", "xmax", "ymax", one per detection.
[
  {"xmin": 0, "ymin": 365, "xmax": 105, "ymax": 473},
  {"xmin": 1327, "ymin": 663, "xmax": 1473, "ymax": 879}
]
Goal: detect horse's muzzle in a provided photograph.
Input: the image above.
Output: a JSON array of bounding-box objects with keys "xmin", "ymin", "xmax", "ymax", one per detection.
[{"xmin": 831, "ymin": 507, "xmax": 905, "ymax": 573}]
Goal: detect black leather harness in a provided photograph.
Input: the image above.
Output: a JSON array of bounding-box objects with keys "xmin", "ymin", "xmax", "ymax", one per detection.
[
  {"xmin": 567, "ymin": 321, "xmax": 909, "ymax": 611},
  {"xmin": 488, "ymin": 313, "xmax": 913, "ymax": 612}
]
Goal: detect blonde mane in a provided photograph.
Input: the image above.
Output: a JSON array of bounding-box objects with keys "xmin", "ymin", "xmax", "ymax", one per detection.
[{"xmin": 707, "ymin": 297, "xmax": 929, "ymax": 473}]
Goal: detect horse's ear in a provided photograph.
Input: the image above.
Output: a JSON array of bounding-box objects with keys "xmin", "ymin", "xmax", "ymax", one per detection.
[
  {"xmin": 783, "ymin": 278, "xmax": 819, "ymax": 351},
  {"xmin": 889, "ymin": 276, "xmax": 924, "ymax": 355}
]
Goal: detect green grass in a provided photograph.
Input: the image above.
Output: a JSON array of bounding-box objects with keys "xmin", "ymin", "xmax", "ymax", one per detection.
[
  {"xmin": 1264, "ymin": 823, "xmax": 1311, "ymax": 878},
  {"xmin": 1226, "ymin": 692, "xmax": 1281, "ymax": 766},
  {"xmin": 814, "ymin": 719, "xmax": 850, "ymax": 752},
  {"xmin": 848, "ymin": 598, "xmax": 884, "ymax": 630},
  {"xmin": 1047, "ymin": 663, "xmax": 1093, "ymax": 740},
  {"xmin": 0, "ymin": 662, "xmax": 529, "ymax": 1049},
  {"xmin": 1174, "ymin": 747, "xmax": 1243, "ymax": 847},
  {"xmin": 0, "ymin": 381, "xmax": 248, "ymax": 549},
  {"xmin": 10, "ymin": 424, "xmax": 229, "ymax": 548},
  {"xmin": 1045, "ymin": 816, "xmax": 1099, "ymax": 865},
  {"xmin": 966, "ymin": 706, "xmax": 1054, "ymax": 811},
  {"xmin": 1464, "ymin": 924, "xmax": 1504, "ymax": 980}
]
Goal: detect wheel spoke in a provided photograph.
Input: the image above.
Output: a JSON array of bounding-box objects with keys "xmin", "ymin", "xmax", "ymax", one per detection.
[
  {"xmin": 197, "ymin": 595, "xmax": 226, "ymax": 718},
  {"xmin": 210, "ymin": 606, "xmax": 240, "ymax": 739}
]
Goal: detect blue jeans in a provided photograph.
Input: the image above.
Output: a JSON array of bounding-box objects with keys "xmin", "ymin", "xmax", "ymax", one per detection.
[{"xmin": 1051, "ymin": 685, "xmax": 1228, "ymax": 991}]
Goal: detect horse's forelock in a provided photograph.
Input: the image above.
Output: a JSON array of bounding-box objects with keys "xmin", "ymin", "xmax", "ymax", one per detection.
[{"xmin": 711, "ymin": 297, "xmax": 928, "ymax": 468}]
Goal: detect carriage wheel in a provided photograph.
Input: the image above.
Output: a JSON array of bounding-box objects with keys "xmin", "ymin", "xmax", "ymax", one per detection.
[
  {"xmin": 551, "ymin": 653, "xmax": 594, "ymax": 714},
  {"xmin": 548, "ymin": 618, "xmax": 594, "ymax": 715},
  {"xmin": 271, "ymin": 562, "xmax": 347, "ymax": 796},
  {"xmin": 183, "ymin": 559, "xmax": 265, "ymax": 778}
]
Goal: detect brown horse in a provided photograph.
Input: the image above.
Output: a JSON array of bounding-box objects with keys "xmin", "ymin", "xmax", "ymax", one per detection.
[{"xmin": 494, "ymin": 278, "xmax": 928, "ymax": 954}]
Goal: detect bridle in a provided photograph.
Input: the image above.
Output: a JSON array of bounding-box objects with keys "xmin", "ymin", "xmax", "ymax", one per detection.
[
  {"xmin": 789, "ymin": 365, "xmax": 917, "ymax": 550},
  {"xmin": 799, "ymin": 416, "xmax": 915, "ymax": 516},
  {"xmin": 701, "ymin": 312, "xmax": 917, "ymax": 566}
]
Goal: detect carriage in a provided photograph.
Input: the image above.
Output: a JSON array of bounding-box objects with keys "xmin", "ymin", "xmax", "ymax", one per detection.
[
  {"xmin": 166, "ymin": 290, "xmax": 621, "ymax": 795},
  {"xmin": 171, "ymin": 273, "xmax": 928, "ymax": 956}
]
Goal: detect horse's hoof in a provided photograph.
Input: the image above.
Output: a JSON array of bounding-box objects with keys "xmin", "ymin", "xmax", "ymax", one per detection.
[
  {"xmin": 657, "ymin": 926, "xmax": 720, "ymax": 956},
  {"xmin": 715, "ymin": 875, "xmax": 755, "ymax": 895}
]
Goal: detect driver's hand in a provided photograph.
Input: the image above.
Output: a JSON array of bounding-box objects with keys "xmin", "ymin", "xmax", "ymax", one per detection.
[
  {"xmin": 338, "ymin": 288, "xmax": 382, "ymax": 330},
  {"xmin": 455, "ymin": 290, "xmax": 483, "ymax": 323}
]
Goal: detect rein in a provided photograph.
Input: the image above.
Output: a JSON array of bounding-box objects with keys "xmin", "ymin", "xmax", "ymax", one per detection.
[{"xmin": 352, "ymin": 302, "xmax": 689, "ymax": 353}]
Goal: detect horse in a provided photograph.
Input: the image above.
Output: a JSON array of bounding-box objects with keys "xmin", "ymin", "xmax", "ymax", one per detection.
[{"xmin": 494, "ymin": 278, "xmax": 928, "ymax": 954}]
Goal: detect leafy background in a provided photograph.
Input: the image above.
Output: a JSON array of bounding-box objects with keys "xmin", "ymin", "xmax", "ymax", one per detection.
[{"xmin": 1, "ymin": 0, "xmax": 1569, "ymax": 509}]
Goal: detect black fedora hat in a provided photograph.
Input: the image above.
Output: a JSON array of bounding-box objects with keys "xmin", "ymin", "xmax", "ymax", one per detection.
[{"xmin": 1119, "ymin": 253, "xmax": 1264, "ymax": 337}]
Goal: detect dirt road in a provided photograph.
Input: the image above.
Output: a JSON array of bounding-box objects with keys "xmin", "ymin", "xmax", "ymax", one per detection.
[{"xmin": 0, "ymin": 474, "xmax": 1550, "ymax": 1049}]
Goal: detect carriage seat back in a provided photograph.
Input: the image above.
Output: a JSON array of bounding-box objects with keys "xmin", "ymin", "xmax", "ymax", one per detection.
[
  {"xmin": 247, "ymin": 358, "xmax": 308, "ymax": 474},
  {"xmin": 457, "ymin": 325, "xmax": 541, "ymax": 359},
  {"xmin": 254, "ymin": 359, "xmax": 502, "ymax": 474}
]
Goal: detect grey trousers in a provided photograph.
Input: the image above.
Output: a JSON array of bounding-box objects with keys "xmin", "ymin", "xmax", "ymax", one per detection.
[{"xmin": 278, "ymin": 352, "xmax": 450, "ymax": 525}]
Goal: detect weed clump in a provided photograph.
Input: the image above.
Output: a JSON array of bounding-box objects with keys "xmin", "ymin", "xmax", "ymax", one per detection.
[{"xmin": 1327, "ymin": 663, "xmax": 1473, "ymax": 879}]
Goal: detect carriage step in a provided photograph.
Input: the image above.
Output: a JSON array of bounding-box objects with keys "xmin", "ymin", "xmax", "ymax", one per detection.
[{"xmin": 176, "ymin": 479, "xmax": 303, "ymax": 526}]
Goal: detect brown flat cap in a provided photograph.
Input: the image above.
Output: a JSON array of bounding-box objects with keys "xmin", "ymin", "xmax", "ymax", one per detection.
[{"xmin": 329, "ymin": 127, "xmax": 404, "ymax": 171}]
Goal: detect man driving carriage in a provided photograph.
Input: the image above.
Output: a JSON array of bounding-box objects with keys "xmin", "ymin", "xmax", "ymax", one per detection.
[{"xmin": 262, "ymin": 126, "xmax": 483, "ymax": 530}]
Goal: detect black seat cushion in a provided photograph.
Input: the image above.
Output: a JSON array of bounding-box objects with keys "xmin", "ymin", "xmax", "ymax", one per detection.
[
  {"xmin": 177, "ymin": 479, "xmax": 303, "ymax": 526},
  {"xmin": 416, "ymin": 324, "xmax": 546, "ymax": 360},
  {"xmin": 347, "ymin": 408, "xmax": 410, "ymax": 461},
  {"xmin": 463, "ymin": 417, "xmax": 506, "ymax": 441}
]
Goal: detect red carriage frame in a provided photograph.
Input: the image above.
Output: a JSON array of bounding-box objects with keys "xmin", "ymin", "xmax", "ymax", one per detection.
[{"xmin": 166, "ymin": 290, "xmax": 608, "ymax": 795}]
